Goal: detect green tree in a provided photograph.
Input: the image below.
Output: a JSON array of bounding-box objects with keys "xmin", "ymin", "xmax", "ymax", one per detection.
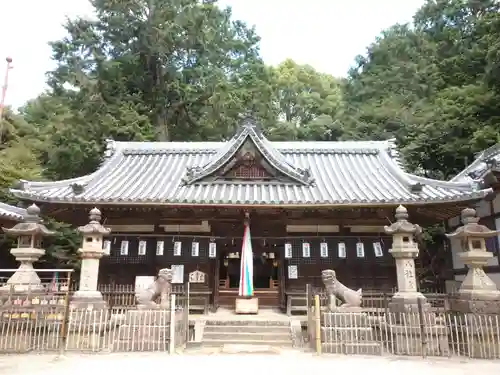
[
  {"xmin": 341, "ymin": 0, "xmax": 500, "ymax": 179},
  {"xmin": 35, "ymin": 0, "xmax": 274, "ymax": 179},
  {"xmin": 266, "ymin": 59, "xmax": 344, "ymax": 141}
]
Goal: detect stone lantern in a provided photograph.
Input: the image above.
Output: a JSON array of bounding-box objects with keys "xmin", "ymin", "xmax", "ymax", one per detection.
[
  {"xmin": 384, "ymin": 205, "xmax": 429, "ymax": 313},
  {"xmin": 1, "ymin": 204, "xmax": 55, "ymax": 292},
  {"xmin": 72, "ymin": 207, "xmax": 111, "ymax": 309},
  {"xmin": 446, "ymin": 207, "xmax": 500, "ymax": 312}
]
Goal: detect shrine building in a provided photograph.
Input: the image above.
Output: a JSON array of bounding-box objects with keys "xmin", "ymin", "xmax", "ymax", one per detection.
[
  {"xmin": 447, "ymin": 143, "xmax": 500, "ymax": 290},
  {"xmin": 8, "ymin": 118, "xmax": 495, "ymax": 310}
]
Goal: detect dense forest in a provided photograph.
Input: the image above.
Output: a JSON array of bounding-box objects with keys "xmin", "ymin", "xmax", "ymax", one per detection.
[{"xmin": 1, "ymin": 0, "xmax": 500, "ymax": 265}]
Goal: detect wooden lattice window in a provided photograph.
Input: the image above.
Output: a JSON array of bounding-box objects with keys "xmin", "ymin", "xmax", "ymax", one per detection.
[{"xmin": 226, "ymin": 163, "xmax": 270, "ymax": 179}]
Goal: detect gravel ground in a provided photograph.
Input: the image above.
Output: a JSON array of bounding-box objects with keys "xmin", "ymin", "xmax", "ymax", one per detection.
[{"xmin": 1, "ymin": 351, "xmax": 500, "ymax": 375}]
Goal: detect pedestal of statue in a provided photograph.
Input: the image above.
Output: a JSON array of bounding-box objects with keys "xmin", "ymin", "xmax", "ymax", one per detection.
[
  {"xmin": 114, "ymin": 308, "xmax": 174, "ymax": 351},
  {"xmin": 70, "ymin": 290, "xmax": 108, "ymax": 310},
  {"xmin": 321, "ymin": 309, "xmax": 381, "ymax": 354},
  {"xmin": 235, "ymin": 297, "xmax": 259, "ymax": 314}
]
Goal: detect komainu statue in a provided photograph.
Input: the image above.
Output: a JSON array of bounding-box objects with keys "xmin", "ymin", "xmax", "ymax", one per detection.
[
  {"xmin": 321, "ymin": 269, "xmax": 362, "ymax": 310},
  {"xmin": 136, "ymin": 268, "xmax": 173, "ymax": 309}
]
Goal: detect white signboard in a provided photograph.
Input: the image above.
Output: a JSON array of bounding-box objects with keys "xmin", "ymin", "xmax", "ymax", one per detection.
[
  {"xmin": 373, "ymin": 242, "xmax": 383, "ymax": 257},
  {"xmin": 120, "ymin": 240, "xmax": 129, "ymax": 256},
  {"xmin": 288, "ymin": 265, "xmax": 298, "ymax": 279},
  {"xmin": 356, "ymin": 242, "xmax": 365, "ymax": 258},
  {"xmin": 209, "ymin": 242, "xmax": 217, "ymax": 258},
  {"xmin": 189, "ymin": 270, "xmax": 206, "ymax": 284},
  {"xmin": 338, "ymin": 242, "xmax": 346, "ymax": 258},
  {"xmin": 103, "ymin": 240, "xmax": 111, "ymax": 255},
  {"xmin": 138, "ymin": 240, "xmax": 147, "ymax": 255},
  {"xmin": 173, "ymin": 241, "xmax": 182, "ymax": 256},
  {"xmin": 302, "ymin": 242, "xmax": 311, "ymax": 258},
  {"xmin": 156, "ymin": 241, "xmax": 164, "ymax": 256},
  {"xmin": 171, "ymin": 264, "xmax": 184, "ymax": 284},
  {"xmin": 191, "ymin": 242, "xmax": 199, "ymax": 257},
  {"xmin": 135, "ymin": 276, "xmax": 155, "ymax": 293},
  {"xmin": 320, "ymin": 242, "xmax": 328, "ymax": 258},
  {"xmin": 284, "ymin": 243, "xmax": 293, "ymax": 259}
]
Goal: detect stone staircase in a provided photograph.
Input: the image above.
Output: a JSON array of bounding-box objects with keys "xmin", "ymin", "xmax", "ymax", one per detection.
[{"xmin": 202, "ymin": 319, "xmax": 294, "ymax": 349}]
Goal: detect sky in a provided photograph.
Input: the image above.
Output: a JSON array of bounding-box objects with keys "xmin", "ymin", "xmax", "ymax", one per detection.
[{"xmin": 0, "ymin": 0, "xmax": 425, "ymax": 109}]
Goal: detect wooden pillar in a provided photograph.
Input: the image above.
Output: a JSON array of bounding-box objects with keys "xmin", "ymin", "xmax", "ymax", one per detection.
[
  {"xmin": 278, "ymin": 242, "xmax": 286, "ymax": 311},
  {"xmin": 212, "ymin": 250, "xmax": 220, "ymax": 312}
]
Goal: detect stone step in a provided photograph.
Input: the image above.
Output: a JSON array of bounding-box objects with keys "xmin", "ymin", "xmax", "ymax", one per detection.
[
  {"xmin": 113, "ymin": 340, "xmax": 170, "ymax": 352},
  {"xmin": 204, "ymin": 324, "xmax": 290, "ymax": 334},
  {"xmin": 321, "ymin": 326, "xmax": 373, "ymax": 332},
  {"xmin": 321, "ymin": 326, "xmax": 375, "ymax": 340},
  {"xmin": 204, "ymin": 320, "xmax": 289, "ymax": 327},
  {"xmin": 203, "ymin": 331, "xmax": 291, "ymax": 341},
  {"xmin": 221, "ymin": 344, "xmax": 282, "ymax": 354},
  {"xmin": 321, "ymin": 342, "xmax": 382, "ymax": 355},
  {"xmin": 203, "ymin": 338, "xmax": 293, "ymax": 347}
]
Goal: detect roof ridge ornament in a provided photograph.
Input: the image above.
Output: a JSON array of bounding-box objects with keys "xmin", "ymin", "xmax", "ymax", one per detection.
[
  {"xmin": 71, "ymin": 183, "xmax": 86, "ymax": 195},
  {"xmin": 181, "ymin": 113, "xmax": 314, "ymax": 186},
  {"xmin": 236, "ymin": 112, "xmax": 264, "ymax": 139},
  {"xmin": 104, "ymin": 138, "xmax": 116, "ymax": 158}
]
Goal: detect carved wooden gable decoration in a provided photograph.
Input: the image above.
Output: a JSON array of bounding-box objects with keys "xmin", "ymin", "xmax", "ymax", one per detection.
[
  {"xmin": 222, "ymin": 140, "xmax": 277, "ymax": 180},
  {"xmin": 182, "ymin": 117, "xmax": 314, "ymax": 185}
]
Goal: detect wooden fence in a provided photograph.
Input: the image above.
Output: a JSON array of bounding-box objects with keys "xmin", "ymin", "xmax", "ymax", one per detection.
[{"xmin": 306, "ymin": 286, "xmax": 500, "ymax": 359}]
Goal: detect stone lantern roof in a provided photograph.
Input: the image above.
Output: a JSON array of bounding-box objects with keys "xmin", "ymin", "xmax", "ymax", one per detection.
[
  {"xmin": 446, "ymin": 207, "xmax": 500, "ymax": 239},
  {"xmin": 1, "ymin": 203, "xmax": 55, "ymax": 236},
  {"xmin": 77, "ymin": 207, "xmax": 111, "ymax": 235},
  {"xmin": 384, "ymin": 205, "xmax": 422, "ymax": 236}
]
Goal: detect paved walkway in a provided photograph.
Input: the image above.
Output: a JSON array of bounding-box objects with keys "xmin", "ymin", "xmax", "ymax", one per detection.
[{"xmin": 1, "ymin": 352, "xmax": 500, "ymax": 375}]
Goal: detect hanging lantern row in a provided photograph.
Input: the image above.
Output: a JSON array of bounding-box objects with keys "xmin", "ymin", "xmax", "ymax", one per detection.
[
  {"xmin": 102, "ymin": 239, "xmax": 218, "ymax": 258},
  {"xmin": 103, "ymin": 239, "xmax": 385, "ymax": 259},
  {"xmin": 284, "ymin": 241, "xmax": 385, "ymax": 259}
]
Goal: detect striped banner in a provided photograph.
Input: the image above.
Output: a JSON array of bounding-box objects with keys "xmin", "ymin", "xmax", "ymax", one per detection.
[
  {"xmin": 238, "ymin": 223, "xmax": 254, "ymax": 297},
  {"xmin": 49, "ymin": 272, "xmax": 59, "ymax": 292}
]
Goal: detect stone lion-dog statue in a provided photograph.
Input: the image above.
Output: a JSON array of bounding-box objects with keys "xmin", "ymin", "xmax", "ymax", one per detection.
[
  {"xmin": 136, "ymin": 268, "xmax": 173, "ymax": 309},
  {"xmin": 321, "ymin": 269, "xmax": 362, "ymax": 310}
]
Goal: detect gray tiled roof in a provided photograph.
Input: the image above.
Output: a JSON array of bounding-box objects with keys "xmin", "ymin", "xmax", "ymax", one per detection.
[
  {"xmin": 0, "ymin": 202, "xmax": 26, "ymax": 222},
  {"xmin": 11, "ymin": 122, "xmax": 491, "ymax": 206},
  {"xmin": 451, "ymin": 143, "xmax": 500, "ymax": 183}
]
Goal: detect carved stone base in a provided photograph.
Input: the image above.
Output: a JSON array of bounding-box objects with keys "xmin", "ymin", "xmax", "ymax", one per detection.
[
  {"xmin": 381, "ymin": 322, "xmax": 449, "ymax": 356},
  {"xmin": 330, "ymin": 306, "xmax": 363, "ymax": 313},
  {"xmin": 448, "ymin": 297, "xmax": 500, "ymax": 358},
  {"xmin": 235, "ymin": 298, "xmax": 259, "ymax": 314},
  {"xmin": 450, "ymin": 296, "xmax": 500, "ymax": 314},
  {"xmin": 388, "ymin": 293, "xmax": 433, "ymax": 320},
  {"xmin": 320, "ymin": 312, "xmax": 381, "ymax": 354},
  {"xmin": 70, "ymin": 290, "xmax": 107, "ymax": 311},
  {"xmin": 449, "ymin": 314, "xmax": 500, "ymax": 359},
  {"xmin": 0, "ymin": 266, "xmax": 45, "ymax": 293},
  {"xmin": 114, "ymin": 309, "xmax": 173, "ymax": 351}
]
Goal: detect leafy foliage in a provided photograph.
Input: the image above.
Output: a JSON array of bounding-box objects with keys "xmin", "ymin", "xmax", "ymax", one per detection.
[
  {"xmin": 41, "ymin": 217, "xmax": 82, "ymax": 269},
  {"xmin": 342, "ymin": 0, "xmax": 500, "ymax": 178}
]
